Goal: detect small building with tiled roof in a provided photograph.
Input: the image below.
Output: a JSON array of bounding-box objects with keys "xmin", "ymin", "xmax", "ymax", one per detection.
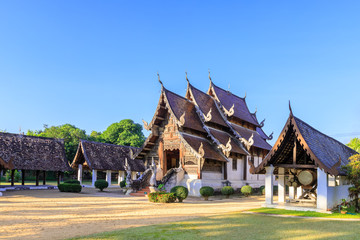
[
  {"xmin": 71, "ymin": 140, "xmax": 144, "ymax": 187},
  {"xmin": 250, "ymin": 105, "xmax": 358, "ymax": 211},
  {"xmin": 137, "ymin": 74, "xmax": 273, "ymax": 196},
  {"xmin": 0, "ymin": 132, "xmax": 70, "ymax": 187}
]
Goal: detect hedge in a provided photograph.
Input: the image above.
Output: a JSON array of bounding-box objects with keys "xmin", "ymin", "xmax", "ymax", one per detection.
[
  {"xmin": 148, "ymin": 192, "xmax": 176, "ymax": 203},
  {"xmin": 58, "ymin": 183, "xmax": 82, "ymax": 193},
  {"xmin": 64, "ymin": 180, "xmax": 81, "ymax": 185}
]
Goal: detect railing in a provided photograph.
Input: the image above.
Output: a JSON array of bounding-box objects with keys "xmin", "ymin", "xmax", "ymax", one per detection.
[{"xmin": 130, "ymin": 168, "xmax": 152, "ymax": 191}]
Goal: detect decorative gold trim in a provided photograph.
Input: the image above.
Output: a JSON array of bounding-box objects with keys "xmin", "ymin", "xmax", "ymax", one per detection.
[
  {"xmin": 223, "ymin": 104, "xmax": 234, "ymax": 117},
  {"xmin": 204, "ymin": 108, "xmax": 212, "ymax": 122}
]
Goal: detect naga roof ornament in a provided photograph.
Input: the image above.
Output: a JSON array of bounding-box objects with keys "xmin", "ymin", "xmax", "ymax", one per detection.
[
  {"xmin": 204, "ymin": 108, "xmax": 212, "ymax": 122},
  {"xmin": 240, "ymin": 133, "xmax": 254, "ymax": 151},
  {"xmin": 223, "ymin": 104, "xmax": 235, "ymax": 117},
  {"xmin": 260, "ymin": 119, "xmax": 265, "ymax": 127},
  {"xmin": 178, "ymin": 112, "xmax": 186, "ymax": 127},
  {"xmin": 219, "ymin": 137, "xmax": 232, "ymax": 157},
  {"xmin": 142, "ymin": 119, "xmax": 150, "ymax": 130},
  {"xmin": 268, "ymin": 132, "xmax": 274, "ymax": 140},
  {"xmin": 198, "ymin": 142, "xmax": 205, "ymax": 157}
]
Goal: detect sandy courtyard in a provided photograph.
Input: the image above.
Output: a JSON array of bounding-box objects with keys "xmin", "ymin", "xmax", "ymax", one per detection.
[{"xmin": 0, "ymin": 188, "xmax": 263, "ymax": 240}]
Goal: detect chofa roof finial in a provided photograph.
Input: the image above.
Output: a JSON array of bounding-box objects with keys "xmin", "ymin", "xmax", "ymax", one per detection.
[
  {"xmin": 244, "ymin": 91, "xmax": 247, "ymax": 99},
  {"xmin": 289, "ymin": 100, "xmax": 293, "ymax": 115},
  {"xmin": 185, "ymin": 71, "xmax": 189, "ymax": 83},
  {"xmin": 157, "ymin": 72, "xmax": 163, "ymax": 86},
  {"xmin": 208, "ymin": 69, "xmax": 212, "ymax": 82}
]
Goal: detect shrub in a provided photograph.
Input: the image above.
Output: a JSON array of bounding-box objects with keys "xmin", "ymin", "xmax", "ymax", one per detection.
[
  {"xmin": 5, "ymin": 170, "xmax": 21, "ymax": 182},
  {"xmin": 221, "ymin": 186, "xmax": 235, "ymax": 198},
  {"xmin": 260, "ymin": 185, "xmax": 265, "ymax": 195},
  {"xmin": 120, "ymin": 179, "xmax": 126, "ymax": 188},
  {"xmin": 148, "ymin": 192, "xmax": 176, "ymax": 203},
  {"xmin": 200, "ymin": 186, "xmax": 214, "ymax": 200},
  {"xmin": 241, "ymin": 185, "xmax": 252, "ymax": 197},
  {"xmin": 65, "ymin": 179, "xmax": 81, "ymax": 185},
  {"xmin": 58, "ymin": 183, "xmax": 82, "ymax": 193},
  {"xmin": 170, "ymin": 186, "xmax": 189, "ymax": 202},
  {"xmin": 95, "ymin": 180, "xmax": 109, "ymax": 191}
]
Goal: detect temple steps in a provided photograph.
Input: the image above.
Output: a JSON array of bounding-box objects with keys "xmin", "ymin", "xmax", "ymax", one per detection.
[{"xmin": 130, "ymin": 187, "xmax": 150, "ymax": 197}]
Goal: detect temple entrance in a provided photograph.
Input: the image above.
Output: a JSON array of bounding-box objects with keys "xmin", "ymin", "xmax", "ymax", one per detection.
[{"xmin": 164, "ymin": 149, "xmax": 180, "ymax": 175}]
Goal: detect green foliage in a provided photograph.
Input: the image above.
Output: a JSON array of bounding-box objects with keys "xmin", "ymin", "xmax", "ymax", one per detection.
[
  {"xmin": 5, "ymin": 170, "xmax": 21, "ymax": 182},
  {"xmin": 221, "ymin": 186, "xmax": 234, "ymax": 197},
  {"xmin": 101, "ymin": 119, "xmax": 145, "ymax": 147},
  {"xmin": 95, "ymin": 180, "xmax": 109, "ymax": 191},
  {"xmin": 148, "ymin": 192, "xmax": 176, "ymax": 203},
  {"xmin": 342, "ymin": 154, "xmax": 360, "ymax": 212},
  {"xmin": 241, "ymin": 185, "xmax": 253, "ymax": 197},
  {"xmin": 200, "ymin": 186, "xmax": 214, "ymax": 200},
  {"xmin": 347, "ymin": 138, "xmax": 360, "ymax": 153},
  {"xmin": 157, "ymin": 184, "xmax": 165, "ymax": 191},
  {"xmin": 27, "ymin": 124, "xmax": 87, "ymax": 163},
  {"xmin": 260, "ymin": 186, "xmax": 265, "ymax": 195},
  {"xmin": 65, "ymin": 179, "xmax": 81, "ymax": 184},
  {"xmin": 58, "ymin": 183, "xmax": 82, "ymax": 193},
  {"xmin": 170, "ymin": 186, "xmax": 189, "ymax": 202},
  {"xmin": 120, "ymin": 179, "xmax": 126, "ymax": 188}
]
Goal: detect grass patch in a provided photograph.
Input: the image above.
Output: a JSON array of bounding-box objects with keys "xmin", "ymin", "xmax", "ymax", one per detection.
[
  {"xmin": 70, "ymin": 211, "xmax": 360, "ymax": 240},
  {"xmin": 250, "ymin": 207, "xmax": 360, "ymax": 218}
]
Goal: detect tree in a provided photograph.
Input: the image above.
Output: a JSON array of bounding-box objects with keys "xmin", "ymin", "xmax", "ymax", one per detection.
[
  {"xmin": 27, "ymin": 124, "xmax": 87, "ymax": 163},
  {"xmin": 347, "ymin": 138, "xmax": 360, "ymax": 153},
  {"xmin": 101, "ymin": 119, "xmax": 145, "ymax": 147},
  {"xmin": 343, "ymin": 154, "xmax": 360, "ymax": 212}
]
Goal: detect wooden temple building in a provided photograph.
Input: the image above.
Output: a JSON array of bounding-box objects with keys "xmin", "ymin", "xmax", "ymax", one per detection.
[
  {"xmin": 71, "ymin": 140, "xmax": 145, "ymax": 187},
  {"xmin": 136, "ymin": 75, "xmax": 273, "ymax": 196},
  {"xmin": 0, "ymin": 132, "xmax": 70, "ymax": 188},
  {"xmin": 250, "ymin": 106, "xmax": 358, "ymax": 211}
]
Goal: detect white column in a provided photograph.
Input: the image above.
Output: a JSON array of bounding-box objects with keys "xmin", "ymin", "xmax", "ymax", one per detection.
[
  {"xmin": 118, "ymin": 171, "xmax": 124, "ymax": 185},
  {"xmin": 265, "ymin": 165, "xmax": 274, "ymax": 205},
  {"xmin": 106, "ymin": 170, "xmax": 112, "ymax": 186},
  {"xmin": 317, "ymin": 168, "xmax": 328, "ymax": 210},
  {"xmin": 92, "ymin": 169, "xmax": 97, "ymax": 187},
  {"xmin": 77, "ymin": 164, "xmax": 83, "ymax": 184},
  {"xmin": 278, "ymin": 167, "xmax": 286, "ymax": 203},
  {"xmin": 289, "ymin": 186, "xmax": 295, "ymax": 199},
  {"xmin": 296, "ymin": 186, "xmax": 303, "ymax": 199}
]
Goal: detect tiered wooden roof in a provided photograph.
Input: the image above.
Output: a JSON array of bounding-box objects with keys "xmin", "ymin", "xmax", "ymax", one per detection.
[
  {"xmin": 71, "ymin": 140, "xmax": 144, "ymax": 172},
  {"xmin": 137, "ymin": 76, "xmax": 273, "ymax": 163},
  {"xmin": 0, "ymin": 132, "xmax": 70, "ymax": 171},
  {"xmin": 250, "ymin": 108, "xmax": 358, "ymax": 176}
]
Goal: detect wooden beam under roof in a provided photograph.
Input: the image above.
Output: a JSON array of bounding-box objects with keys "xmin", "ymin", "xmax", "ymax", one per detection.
[{"xmin": 273, "ymin": 164, "xmax": 316, "ymax": 169}]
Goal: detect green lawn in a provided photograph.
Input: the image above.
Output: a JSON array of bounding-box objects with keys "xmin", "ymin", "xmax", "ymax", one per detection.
[
  {"xmin": 70, "ymin": 211, "xmax": 360, "ymax": 240},
  {"xmin": 251, "ymin": 207, "xmax": 360, "ymax": 218}
]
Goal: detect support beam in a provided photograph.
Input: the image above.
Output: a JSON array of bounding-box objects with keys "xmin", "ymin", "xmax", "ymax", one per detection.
[
  {"xmin": 92, "ymin": 169, "xmax": 97, "ymax": 187},
  {"xmin": 293, "ymin": 137, "xmax": 297, "ymax": 164},
  {"xmin": 106, "ymin": 170, "xmax": 112, "ymax": 186},
  {"xmin": 273, "ymin": 164, "xmax": 316, "ymax": 169},
  {"xmin": 57, "ymin": 171, "xmax": 61, "ymax": 185},
  {"xmin": 77, "ymin": 164, "xmax": 83, "ymax": 184},
  {"xmin": 317, "ymin": 168, "xmax": 328, "ymax": 210},
  {"xmin": 265, "ymin": 165, "xmax": 274, "ymax": 205},
  {"xmin": 35, "ymin": 170, "xmax": 40, "ymax": 186},
  {"xmin": 278, "ymin": 167, "xmax": 286, "ymax": 203},
  {"xmin": 11, "ymin": 169, "xmax": 15, "ymax": 186},
  {"xmin": 43, "ymin": 171, "xmax": 46, "ymax": 185},
  {"xmin": 21, "ymin": 170, "xmax": 25, "ymax": 185}
]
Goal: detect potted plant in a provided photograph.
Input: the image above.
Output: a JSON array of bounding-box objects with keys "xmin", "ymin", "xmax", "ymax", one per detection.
[{"xmin": 340, "ymin": 199, "xmax": 349, "ymax": 214}]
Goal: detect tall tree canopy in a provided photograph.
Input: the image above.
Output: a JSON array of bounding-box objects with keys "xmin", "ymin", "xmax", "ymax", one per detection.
[
  {"xmin": 347, "ymin": 138, "xmax": 360, "ymax": 153},
  {"xmin": 101, "ymin": 119, "xmax": 145, "ymax": 147},
  {"xmin": 27, "ymin": 124, "xmax": 87, "ymax": 163}
]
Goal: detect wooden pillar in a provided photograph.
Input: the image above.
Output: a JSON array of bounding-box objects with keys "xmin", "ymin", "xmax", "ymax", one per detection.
[
  {"xmin": 35, "ymin": 170, "xmax": 40, "ymax": 186},
  {"xmin": 43, "ymin": 171, "xmax": 46, "ymax": 185},
  {"xmin": 57, "ymin": 171, "xmax": 61, "ymax": 185},
  {"xmin": 223, "ymin": 162, "xmax": 227, "ymax": 180},
  {"xmin": 11, "ymin": 169, "xmax": 15, "ymax": 186},
  {"xmin": 21, "ymin": 170, "xmax": 25, "ymax": 185}
]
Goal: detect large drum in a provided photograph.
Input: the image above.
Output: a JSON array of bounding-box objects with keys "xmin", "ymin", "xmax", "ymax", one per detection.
[{"xmin": 297, "ymin": 170, "xmax": 317, "ymax": 186}]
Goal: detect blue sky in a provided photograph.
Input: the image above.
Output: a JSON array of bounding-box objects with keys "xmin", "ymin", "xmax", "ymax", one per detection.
[{"xmin": 0, "ymin": 1, "xmax": 359, "ymax": 144}]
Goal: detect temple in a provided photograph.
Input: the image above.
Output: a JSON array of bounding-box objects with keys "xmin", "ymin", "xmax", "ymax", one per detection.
[
  {"xmin": 136, "ymin": 75, "xmax": 272, "ymax": 196},
  {"xmin": 250, "ymin": 105, "xmax": 358, "ymax": 211}
]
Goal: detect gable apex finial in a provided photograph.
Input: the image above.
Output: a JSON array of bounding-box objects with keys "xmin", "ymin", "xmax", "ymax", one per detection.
[
  {"xmin": 208, "ymin": 69, "xmax": 212, "ymax": 82},
  {"xmin": 185, "ymin": 71, "xmax": 189, "ymax": 83},
  {"xmin": 157, "ymin": 72, "xmax": 163, "ymax": 86},
  {"xmin": 289, "ymin": 100, "xmax": 293, "ymax": 115}
]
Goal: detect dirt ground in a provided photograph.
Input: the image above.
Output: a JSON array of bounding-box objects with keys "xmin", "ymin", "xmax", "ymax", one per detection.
[{"xmin": 0, "ymin": 188, "xmax": 263, "ymax": 240}]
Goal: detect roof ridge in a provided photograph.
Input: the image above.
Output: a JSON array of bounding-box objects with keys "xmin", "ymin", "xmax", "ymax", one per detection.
[
  {"xmin": 80, "ymin": 139, "xmax": 140, "ymax": 149},
  {"xmin": 164, "ymin": 87, "xmax": 191, "ymax": 102},
  {"xmin": 0, "ymin": 131, "xmax": 64, "ymax": 142},
  {"xmin": 293, "ymin": 116, "xmax": 357, "ymax": 154}
]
